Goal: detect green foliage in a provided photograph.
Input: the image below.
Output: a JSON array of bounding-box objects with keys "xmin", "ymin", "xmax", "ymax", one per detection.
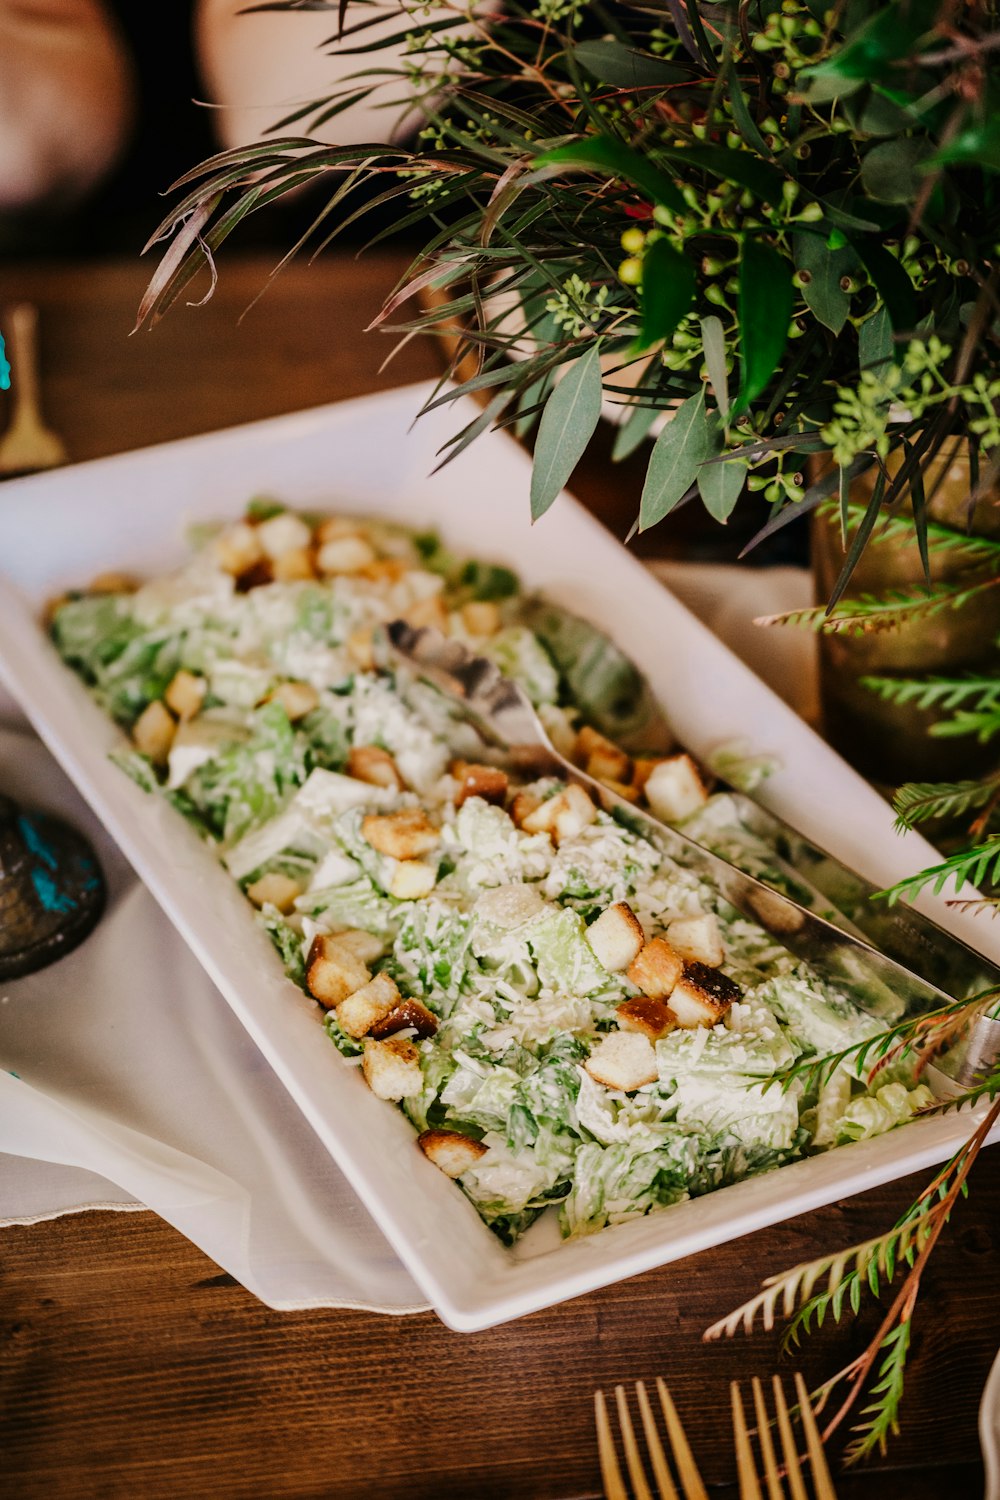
[
  {"xmin": 138, "ymin": 0, "xmax": 1000, "ymax": 560},
  {"xmin": 879, "ymin": 837, "xmax": 1000, "ymax": 906}
]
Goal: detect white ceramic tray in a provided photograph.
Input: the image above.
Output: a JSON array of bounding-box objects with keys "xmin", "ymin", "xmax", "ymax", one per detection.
[{"xmin": 1, "ymin": 382, "xmax": 997, "ymax": 1330}]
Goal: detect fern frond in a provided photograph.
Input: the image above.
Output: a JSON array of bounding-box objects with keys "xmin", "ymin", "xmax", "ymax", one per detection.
[
  {"xmin": 819, "ymin": 498, "xmax": 1000, "ymax": 561},
  {"xmin": 842, "ymin": 1319, "xmax": 912, "ymax": 1462},
  {"xmin": 892, "ymin": 776, "xmax": 1000, "ymax": 829},
  {"xmin": 931, "ymin": 708, "xmax": 1000, "ymax": 743},
  {"xmin": 879, "ymin": 836, "xmax": 1000, "ymax": 905},
  {"xmin": 755, "ymin": 571, "xmax": 1000, "ymax": 635},
  {"xmin": 861, "ymin": 674, "xmax": 1000, "ymax": 716}
]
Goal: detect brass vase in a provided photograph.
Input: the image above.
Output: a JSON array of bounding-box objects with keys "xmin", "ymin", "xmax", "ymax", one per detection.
[{"xmin": 812, "ymin": 452, "xmax": 1000, "ymax": 786}]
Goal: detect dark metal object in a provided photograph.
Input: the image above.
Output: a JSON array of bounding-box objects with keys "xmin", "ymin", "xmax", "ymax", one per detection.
[{"xmin": 0, "ymin": 794, "xmax": 105, "ymax": 980}]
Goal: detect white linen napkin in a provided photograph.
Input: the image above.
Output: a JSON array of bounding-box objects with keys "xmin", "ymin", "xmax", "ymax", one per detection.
[{"xmin": 0, "ymin": 562, "xmax": 813, "ymax": 1312}]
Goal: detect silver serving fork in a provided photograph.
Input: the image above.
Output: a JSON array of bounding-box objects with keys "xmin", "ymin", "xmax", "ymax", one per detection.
[{"xmin": 385, "ymin": 619, "xmax": 1000, "ymax": 1074}]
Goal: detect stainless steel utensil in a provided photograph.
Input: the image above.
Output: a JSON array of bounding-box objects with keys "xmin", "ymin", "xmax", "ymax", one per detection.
[{"xmin": 385, "ymin": 620, "xmax": 994, "ymax": 1038}]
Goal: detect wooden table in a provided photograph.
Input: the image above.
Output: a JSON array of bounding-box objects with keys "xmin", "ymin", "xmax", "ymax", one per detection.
[{"xmin": 1, "ymin": 256, "xmax": 998, "ymax": 1499}]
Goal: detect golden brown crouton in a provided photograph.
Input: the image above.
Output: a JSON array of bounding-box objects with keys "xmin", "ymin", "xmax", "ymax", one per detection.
[
  {"xmin": 329, "ymin": 928, "xmax": 385, "ymax": 965},
  {"xmin": 626, "ymin": 937, "xmax": 684, "ymax": 1000},
  {"xmin": 316, "ymin": 535, "xmax": 377, "ymax": 576},
  {"xmin": 305, "ymin": 934, "xmax": 371, "ymax": 1010},
  {"xmin": 631, "ymin": 757, "xmax": 663, "ymax": 795},
  {"xmin": 460, "ymin": 600, "xmax": 501, "ymax": 637},
  {"xmin": 667, "ymin": 913, "xmax": 725, "ymax": 968},
  {"xmin": 246, "ymin": 872, "xmax": 302, "ymax": 914},
  {"xmin": 521, "ymin": 783, "xmax": 596, "ymax": 844},
  {"xmin": 584, "ymin": 1031, "xmax": 658, "ymax": 1092},
  {"xmin": 87, "ymin": 570, "xmax": 138, "ymax": 595},
  {"xmin": 315, "ymin": 516, "xmax": 362, "ymax": 544},
  {"xmin": 346, "ymin": 626, "xmax": 376, "ymax": 672},
  {"xmin": 235, "ymin": 559, "xmax": 274, "ymax": 593},
  {"xmin": 417, "ymin": 1128, "xmax": 489, "ymax": 1178},
  {"xmin": 272, "ymin": 546, "xmax": 316, "ymax": 583},
  {"xmin": 370, "ymin": 997, "xmax": 439, "ymax": 1040},
  {"xmin": 602, "ymin": 778, "xmax": 640, "ymax": 804},
  {"xmin": 575, "ymin": 725, "xmax": 633, "ymax": 785},
  {"xmin": 362, "ymin": 808, "xmax": 439, "ymax": 861},
  {"xmin": 164, "ymin": 669, "xmax": 207, "ymax": 723},
  {"xmin": 255, "ymin": 512, "xmax": 313, "ymax": 560},
  {"xmin": 360, "ymin": 558, "xmax": 410, "ymax": 585},
  {"xmin": 388, "ymin": 860, "xmax": 437, "ymax": 901},
  {"xmin": 616, "ymin": 997, "xmax": 677, "ymax": 1042},
  {"xmin": 587, "ymin": 901, "xmax": 645, "ymax": 972},
  {"xmin": 453, "ymin": 761, "xmax": 509, "ymax": 808},
  {"xmin": 644, "ymin": 753, "xmax": 709, "ymax": 824},
  {"xmin": 669, "ymin": 962, "xmax": 741, "ymax": 1028},
  {"xmin": 403, "ymin": 594, "xmax": 450, "ymax": 634},
  {"xmin": 132, "ymin": 700, "xmax": 176, "ymax": 767},
  {"xmin": 347, "ymin": 744, "xmax": 403, "ymax": 791},
  {"xmin": 214, "ymin": 522, "xmax": 263, "ymax": 576},
  {"xmin": 337, "ymin": 972, "xmax": 401, "ymax": 1039},
  {"xmin": 271, "ymin": 680, "xmax": 320, "ymax": 722},
  {"xmin": 362, "ymin": 1036, "xmax": 424, "ymax": 1100},
  {"xmin": 510, "ymin": 791, "xmax": 541, "ymax": 829}
]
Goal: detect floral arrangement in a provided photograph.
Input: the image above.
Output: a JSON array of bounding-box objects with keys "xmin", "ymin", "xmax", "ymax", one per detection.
[{"xmin": 139, "ymin": 0, "xmax": 1000, "ymax": 1465}]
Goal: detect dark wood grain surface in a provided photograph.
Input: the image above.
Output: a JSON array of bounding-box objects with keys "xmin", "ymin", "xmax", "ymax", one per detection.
[{"xmin": 1, "ymin": 257, "xmax": 997, "ymax": 1499}]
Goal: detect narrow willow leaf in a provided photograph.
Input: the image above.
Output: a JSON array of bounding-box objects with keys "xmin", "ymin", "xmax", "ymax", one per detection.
[
  {"xmin": 827, "ymin": 467, "xmax": 888, "ymax": 613},
  {"xmin": 572, "ymin": 39, "xmax": 686, "ymax": 88},
  {"xmin": 636, "ymin": 238, "xmax": 695, "ymax": 351},
  {"xmin": 699, "ymin": 448, "xmax": 747, "ymax": 523},
  {"xmin": 535, "ymin": 135, "xmax": 685, "ymax": 212},
  {"xmin": 860, "ymin": 306, "xmax": 894, "ymax": 379},
  {"xmin": 639, "ymin": 388, "xmax": 709, "ymax": 530},
  {"xmin": 700, "ymin": 315, "xmax": 730, "ymax": 421},
  {"xmin": 530, "ymin": 344, "xmax": 603, "ymax": 520},
  {"xmin": 735, "ymin": 239, "xmax": 794, "ymax": 412},
  {"xmin": 612, "ymin": 399, "xmax": 660, "ymax": 461},
  {"xmin": 848, "ymin": 237, "xmax": 917, "ymax": 332}
]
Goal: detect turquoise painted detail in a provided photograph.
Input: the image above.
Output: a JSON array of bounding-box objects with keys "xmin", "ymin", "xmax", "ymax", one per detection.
[
  {"xmin": 18, "ymin": 815, "xmax": 59, "ymax": 870},
  {"xmin": 0, "ymin": 331, "xmax": 9, "ymax": 391},
  {"xmin": 31, "ymin": 867, "xmax": 76, "ymax": 915}
]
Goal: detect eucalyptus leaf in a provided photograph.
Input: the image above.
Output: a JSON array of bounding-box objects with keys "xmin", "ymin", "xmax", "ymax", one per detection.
[
  {"xmin": 572, "ymin": 40, "xmax": 686, "ymax": 88},
  {"xmin": 861, "ymin": 138, "xmax": 931, "ymax": 203},
  {"xmin": 932, "ymin": 118, "xmax": 1000, "ymax": 173},
  {"xmin": 636, "ymin": 238, "xmax": 695, "ymax": 352},
  {"xmin": 794, "ymin": 233, "xmax": 856, "ymax": 335},
  {"xmin": 735, "ymin": 239, "xmax": 794, "ymax": 413},
  {"xmin": 536, "ymin": 135, "xmax": 685, "ymax": 213},
  {"xmin": 860, "ymin": 306, "xmax": 894, "ymax": 379},
  {"xmin": 612, "ymin": 400, "xmax": 660, "ymax": 461},
  {"xmin": 800, "ymin": 0, "xmax": 939, "ymax": 99},
  {"xmin": 698, "ymin": 442, "xmax": 747, "ymax": 523},
  {"xmin": 849, "ymin": 237, "xmax": 917, "ymax": 332},
  {"xmin": 639, "ymin": 388, "xmax": 709, "ymax": 531},
  {"xmin": 700, "ymin": 315, "xmax": 730, "ymax": 421},
  {"xmin": 530, "ymin": 344, "xmax": 603, "ymax": 520}
]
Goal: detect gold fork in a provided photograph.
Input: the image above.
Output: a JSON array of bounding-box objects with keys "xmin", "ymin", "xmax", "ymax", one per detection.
[
  {"xmin": 0, "ymin": 303, "xmax": 68, "ymax": 478},
  {"xmin": 595, "ymin": 1378, "xmax": 708, "ymax": 1500},
  {"xmin": 731, "ymin": 1373, "xmax": 838, "ymax": 1499}
]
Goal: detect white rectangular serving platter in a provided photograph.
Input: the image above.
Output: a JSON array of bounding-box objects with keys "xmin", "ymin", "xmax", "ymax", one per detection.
[{"xmin": 2, "ymin": 381, "xmax": 998, "ymax": 1331}]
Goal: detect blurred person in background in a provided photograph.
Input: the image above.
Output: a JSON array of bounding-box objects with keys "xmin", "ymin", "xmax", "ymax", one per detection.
[{"xmin": 0, "ymin": 0, "xmax": 407, "ymax": 234}]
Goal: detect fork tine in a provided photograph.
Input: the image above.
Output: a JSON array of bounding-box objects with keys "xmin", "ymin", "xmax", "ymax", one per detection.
[
  {"xmin": 636, "ymin": 1381, "xmax": 680, "ymax": 1500},
  {"xmin": 655, "ymin": 1379, "xmax": 709, "ymax": 1500},
  {"xmin": 794, "ymin": 1373, "xmax": 839, "ymax": 1500},
  {"xmin": 615, "ymin": 1385, "xmax": 655, "ymax": 1500},
  {"xmin": 730, "ymin": 1382, "xmax": 764, "ymax": 1500},
  {"xmin": 595, "ymin": 1389, "xmax": 629, "ymax": 1500},
  {"xmin": 772, "ymin": 1378, "xmax": 808, "ymax": 1500},
  {"xmin": 752, "ymin": 1376, "xmax": 784, "ymax": 1500}
]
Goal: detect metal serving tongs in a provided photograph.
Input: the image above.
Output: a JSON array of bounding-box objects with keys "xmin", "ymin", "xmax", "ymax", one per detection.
[{"xmin": 384, "ymin": 618, "xmax": 1000, "ymax": 1093}]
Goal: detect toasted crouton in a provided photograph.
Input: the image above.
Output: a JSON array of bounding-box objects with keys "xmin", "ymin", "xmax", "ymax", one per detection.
[
  {"xmin": 255, "ymin": 511, "xmax": 313, "ymax": 560},
  {"xmin": 389, "ymin": 859, "xmax": 437, "ymax": 901},
  {"xmin": 602, "ymin": 778, "xmax": 640, "ymax": 804},
  {"xmin": 271, "ymin": 680, "xmax": 320, "ymax": 722},
  {"xmin": 360, "ymin": 558, "xmax": 410, "ymax": 585},
  {"xmin": 370, "ymin": 997, "xmax": 439, "ymax": 1040},
  {"xmin": 246, "ymin": 872, "xmax": 302, "ymax": 913},
  {"xmin": 272, "ymin": 547, "xmax": 316, "ymax": 583},
  {"xmin": 631, "ymin": 757, "xmax": 663, "ymax": 795},
  {"xmin": 669, "ymin": 962, "xmax": 741, "ymax": 1028},
  {"xmin": 315, "ymin": 516, "xmax": 362, "ymax": 544},
  {"xmin": 453, "ymin": 762, "xmax": 509, "ymax": 807},
  {"xmin": 337, "ymin": 972, "xmax": 401, "ymax": 1039},
  {"xmin": 88, "ymin": 570, "xmax": 138, "ymax": 595},
  {"xmin": 132, "ymin": 699, "xmax": 176, "ymax": 767},
  {"xmin": 521, "ymin": 784, "xmax": 596, "ymax": 843},
  {"xmin": 235, "ymin": 559, "xmax": 274, "ymax": 593},
  {"xmin": 347, "ymin": 744, "xmax": 403, "ymax": 791},
  {"xmin": 616, "ymin": 997, "xmax": 677, "ymax": 1042},
  {"xmin": 164, "ymin": 669, "xmax": 206, "ymax": 722},
  {"xmin": 584, "ymin": 1031, "xmax": 658, "ymax": 1092},
  {"xmin": 362, "ymin": 1036, "xmax": 424, "ymax": 1100},
  {"xmin": 329, "ymin": 928, "xmax": 385, "ymax": 965},
  {"xmin": 575, "ymin": 726, "xmax": 633, "ymax": 785},
  {"xmin": 587, "ymin": 901, "xmax": 645, "ymax": 972},
  {"xmin": 644, "ymin": 753, "xmax": 708, "ymax": 824},
  {"xmin": 403, "ymin": 594, "xmax": 450, "ymax": 634},
  {"xmin": 362, "ymin": 808, "xmax": 439, "ymax": 860},
  {"xmin": 460, "ymin": 600, "xmax": 501, "ymax": 637},
  {"xmin": 418, "ymin": 1128, "xmax": 489, "ymax": 1177},
  {"xmin": 346, "ymin": 626, "xmax": 376, "ymax": 672},
  {"xmin": 627, "ymin": 937, "xmax": 684, "ymax": 1000},
  {"xmin": 510, "ymin": 791, "xmax": 541, "ymax": 829},
  {"xmin": 667, "ymin": 912, "xmax": 725, "ymax": 968},
  {"xmin": 306, "ymin": 933, "xmax": 371, "ymax": 1009},
  {"xmin": 214, "ymin": 522, "xmax": 263, "ymax": 576},
  {"xmin": 316, "ymin": 535, "xmax": 377, "ymax": 576}
]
